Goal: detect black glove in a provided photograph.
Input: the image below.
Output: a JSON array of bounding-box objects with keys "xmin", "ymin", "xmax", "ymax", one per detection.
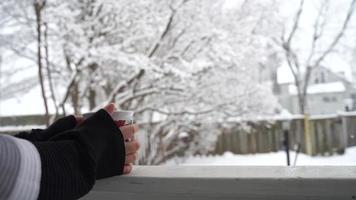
[{"xmin": 15, "ymin": 116, "xmax": 77, "ymax": 142}]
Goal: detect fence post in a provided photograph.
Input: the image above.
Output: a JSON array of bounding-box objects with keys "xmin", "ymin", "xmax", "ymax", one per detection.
[
  {"xmin": 340, "ymin": 115, "xmax": 348, "ymax": 152},
  {"xmin": 304, "ymin": 114, "xmax": 312, "ymax": 155}
]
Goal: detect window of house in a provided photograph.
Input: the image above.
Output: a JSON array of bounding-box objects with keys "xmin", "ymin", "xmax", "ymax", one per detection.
[
  {"xmin": 323, "ymin": 96, "xmax": 338, "ymax": 103},
  {"xmin": 323, "ymin": 97, "xmax": 330, "ymax": 102},
  {"xmin": 321, "ymin": 72, "xmax": 326, "ymax": 83},
  {"xmin": 351, "ymin": 94, "xmax": 356, "ymax": 100}
]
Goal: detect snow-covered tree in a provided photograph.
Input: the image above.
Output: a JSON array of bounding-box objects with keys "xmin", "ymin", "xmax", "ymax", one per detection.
[
  {"xmin": 1, "ymin": 0, "xmax": 282, "ymax": 164},
  {"xmin": 0, "ymin": 0, "xmax": 38, "ymax": 101}
]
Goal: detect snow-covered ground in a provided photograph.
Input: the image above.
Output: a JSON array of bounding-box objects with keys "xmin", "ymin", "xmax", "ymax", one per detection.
[{"xmin": 166, "ymin": 147, "xmax": 356, "ymax": 166}]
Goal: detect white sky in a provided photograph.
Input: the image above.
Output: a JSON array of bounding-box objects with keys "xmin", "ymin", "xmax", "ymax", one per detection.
[{"xmin": 276, "ymin": 0, "xmax": 356, "ymax": 84}]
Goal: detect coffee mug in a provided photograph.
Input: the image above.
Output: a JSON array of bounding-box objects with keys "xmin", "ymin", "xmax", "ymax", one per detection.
[{"xmin": 83, "ymin": 110, "xmax": 135, "ymax": 127}]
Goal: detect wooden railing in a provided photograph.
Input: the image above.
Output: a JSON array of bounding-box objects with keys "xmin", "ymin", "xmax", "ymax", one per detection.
[{"xmin": 81, "ymin": 166, "xmax": 356, "ymax": 200}]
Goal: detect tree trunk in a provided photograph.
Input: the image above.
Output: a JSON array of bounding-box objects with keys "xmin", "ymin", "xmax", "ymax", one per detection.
[
  {"xmin": 297, "ymin": 92, "xmax": 306, "ymax": 114},
  {"xmin": 88, "ymin": 63, "xmax": 98, "ymax": 110},
  {"xmin": 294, "ymin": 77, "xmax": 306, "ymax": 114},
  {"xmin": 44, "ymin": 22, "xmax": 59, "ymax": 121},
  {"xmin": 71, "ymin": 81, "xmax": 80, "ymax": 115},
  {"xmin": 34, "ymin": 1, "xmax": 50, "ymax": 126},
  {"xmin": 88, "ymin": 89, "xmax": 96, "ymax": 110}
]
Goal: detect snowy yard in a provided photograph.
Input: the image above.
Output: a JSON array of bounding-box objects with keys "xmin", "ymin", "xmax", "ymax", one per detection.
[{"xmin": 167, "ymin": 147, "xmax": 356, "ymax": 166}]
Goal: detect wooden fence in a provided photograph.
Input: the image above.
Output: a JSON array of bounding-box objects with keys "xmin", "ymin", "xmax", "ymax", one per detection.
[{"xmin": 214, "ymin": 114, "xmax": 356, "ymax": 156}]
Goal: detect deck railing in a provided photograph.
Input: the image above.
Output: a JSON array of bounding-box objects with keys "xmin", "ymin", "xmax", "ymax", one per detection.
[{"xmin": 81, "ymin": 166, "xmax": 356, "ymax": 200}]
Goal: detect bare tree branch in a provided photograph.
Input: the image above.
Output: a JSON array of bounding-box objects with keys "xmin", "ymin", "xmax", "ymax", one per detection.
[
  {"xmin": 305, "ymin": 1, "xmax": 328, "ymax": 66},
  {"xmin": 313, "ymin": 0, "xmax": 356, "ymax": 67},
  {"xmin": 285, "ymin": 0, "xmax": 304, "ymax": 46},
  {"xmin": 57, "ymin": 70, "xmax": 80, "ymax": 115},
  {"xmin": 105, "ymin": 69, "xmax": 145, "ymax": 105},
  {"xmin": 148, "ymin": 0, "xmax": 190, "ymax": 58},
  {"xmin": 44, "ymin": 22, "xmax": 59, "ymax": 122},
  {"xmin": 280, "ymin": 0, "xmax": 355, "ymax": 114},
  {"xmin": 136, "ymin": 102, "xmax": 235, "ymax": 116}
]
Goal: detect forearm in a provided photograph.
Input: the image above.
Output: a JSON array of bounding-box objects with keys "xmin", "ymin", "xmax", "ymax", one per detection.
[
  {"xmin": 14, "ymin": 116, "xmax": 76, "ymax": 142},
  {"xmin": 36, "ymin": 109, "xmax": 125, "ymax": 199},
  {"xmin": 0, "ymin": 135, "xmax": 41, "ymax": 200},
  {"xmin": 0, "ymin": 134, "xmax": 93, "ymax": 200},
  {"xmin": 15, "ymin": 129, "xmax": 45, "ymax": 141},
  {"xmin": 1, "ymin": 110, "xmax": 125, "ymax": 200},
  {"xmin": 33, "ymin": 140, "xmax": 95, "ymax": 200}
]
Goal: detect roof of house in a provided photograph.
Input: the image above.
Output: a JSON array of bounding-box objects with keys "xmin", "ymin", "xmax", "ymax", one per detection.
[
  {"xmin": 288, "ymin": 81, "xmax": 346, "ymax": 95},
  {"xmin": 277, "ymin": 57, "xmax": 352, "ymax": 84}
]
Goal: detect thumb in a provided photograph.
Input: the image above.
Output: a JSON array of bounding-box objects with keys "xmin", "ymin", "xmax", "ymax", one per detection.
[{"xmin": 104, "ymin": 103, "xmax": 116, "ymax": 115}]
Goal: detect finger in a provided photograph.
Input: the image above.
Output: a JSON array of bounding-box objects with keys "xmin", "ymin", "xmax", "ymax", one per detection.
[
  {"xmin": 125, "ymin": 153, "xmax": 137, "ymax": 164},
  {"xmin": 123, "ymin": 164, "xmax": 133, "ymax": 174},
  {"xmin": 125, "ymin": 140, "xmax": 140, "ymax": 154},
  {"xmin": 120, "ymin": 124, "xmax": 139, "ymax": 140},
  {"xmin": 103, "ymin": 103, "xmax": 116, "ymax": 115}
]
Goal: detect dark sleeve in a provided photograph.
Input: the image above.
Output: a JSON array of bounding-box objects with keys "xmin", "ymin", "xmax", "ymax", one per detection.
[
  {"xmin": 32, "ymin": 109, "xmax": 126, "ymax": 200},
  {"xmin": 15, "ymin": 115, "xmax": 77, "ymax": 142}
]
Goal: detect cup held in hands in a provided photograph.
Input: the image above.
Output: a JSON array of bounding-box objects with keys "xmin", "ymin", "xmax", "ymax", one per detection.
[
  {"xmin": 111, "ymin": 111, "xmax": 135, "ymax": 127},
  {"xmin": 83, "ymin": 110, "xmax": 134, "ymax": 127}
]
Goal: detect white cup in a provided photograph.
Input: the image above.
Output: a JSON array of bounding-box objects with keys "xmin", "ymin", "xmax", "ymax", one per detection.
[{"xmin": 83, "ymin": 110, "xmax": 134, "ymax": 127}]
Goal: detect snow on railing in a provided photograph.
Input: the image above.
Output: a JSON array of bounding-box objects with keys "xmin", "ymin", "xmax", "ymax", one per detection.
[{"xmin": 0, "ymin": 125, "xmax": 45, "ymax": 134}]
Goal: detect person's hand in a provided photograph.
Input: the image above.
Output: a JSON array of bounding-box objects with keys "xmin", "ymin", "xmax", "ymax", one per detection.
[
  {"xmin": 119, "ymin": 123, "xmax": 139, "ymax": 174},
  {"xmin": 104, "ymin": 103, "xmax": 140, "ymax": 175}
]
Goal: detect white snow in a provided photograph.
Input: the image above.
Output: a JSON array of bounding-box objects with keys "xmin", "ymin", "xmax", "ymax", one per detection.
[
  {"xmin": 288, "ymin": 81, "xmax": 345, "ymax": 95},
  {"xmin": 167, "ymin": 147, "xmax": 356, "ymax": 166},
  {"xmin": 222, "ymin": 0, "xmax": 245, "ymax": 10},
  {"xmin": 324, "ymin": 54, "xmax": 353, "ymax": 82},
  {"xmin": 0, "ymin": 125, "xmax": 46, "ymax": 132},
  {"xmin": 0, "ymin": 86, "xmax": 52, "ymax": 116},
  {"xmin": 277, "ymin": 65, "xmax": 295, "ymax": 84},
  {"xmin": 0, "ymin": 84, "xmax": 78, "ymax": 116}
]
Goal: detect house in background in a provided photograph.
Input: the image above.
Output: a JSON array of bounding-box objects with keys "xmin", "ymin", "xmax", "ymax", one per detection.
[{"xmin": 276, "ymin": 65, "xmax": 356, "ymax": 115}]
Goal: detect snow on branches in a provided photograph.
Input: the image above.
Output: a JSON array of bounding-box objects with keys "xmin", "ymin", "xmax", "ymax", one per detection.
[{"xmin": 1, "ymin": 0, "xmax": 281, "ymax": 164}]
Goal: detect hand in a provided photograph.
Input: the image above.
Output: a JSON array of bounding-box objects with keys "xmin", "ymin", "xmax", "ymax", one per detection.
[
  {"xmin": 120, "ymin": 123, "xmax": 139, "ymax": 174},
  {"xmin": 104, "ymin": 103, "xmax": 140, "ymax": 175}
]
